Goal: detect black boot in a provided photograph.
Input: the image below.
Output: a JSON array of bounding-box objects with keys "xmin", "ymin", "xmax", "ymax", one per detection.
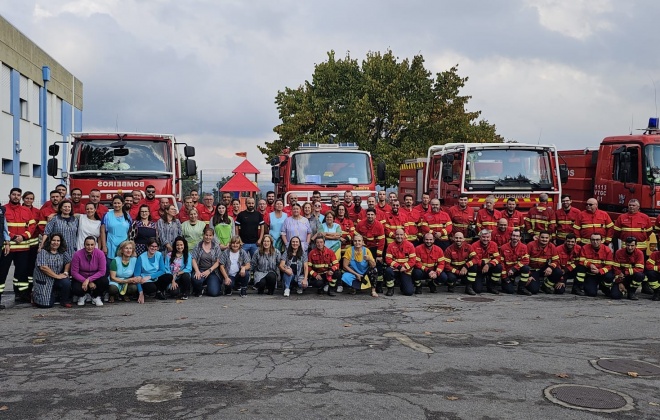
[
  {"xmin": 541, "ymin": 283, "xmax": 553, "ymax": 294},
  {"xmin": 465, "ymin": 284, "xmax": 476, "ymax": 295},
  {"xmin": 642, "ymin": 281, "xmax": 653, "ymax": 295},
  {"xmin": 447, "ymin": 284, "xmax": 455, "ymax": 293},
  {"xmin": 627, "ymin": 288, "xmax": 638, "ymax": 301},
  {"xmin": 385, "ymin": 287, "xmax": 395, "ymax": 296},
  {"xmin": 573, "ymin": 283, "xmax": 585, "ymax": 296},
  {"xmin": 653, "ymin": 288, "xmax": 660, "ymax": 301},
  {"xmin": 414, "ymin": 286, "xmax": 422, "ymax": 294},
  {"xmin": 376, "ymin": 283, "xmax": 384, "ymax": 294},
  {"xmin": 327, "ymin": 286, "xmax": 336, "ymax": 297},
  {"xmin": 517, "ymin": 284, "xmax": 532, "ymax": 296},
  {"xmin": 428, "ymin": 282, "xmax": 437, "ymax": 293},
  {"xmin": 487, "ymin": 283, "xmax": 500, "ymax": 295}
]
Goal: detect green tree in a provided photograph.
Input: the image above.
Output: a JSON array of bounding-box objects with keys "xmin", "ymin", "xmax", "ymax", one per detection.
[{"xmin": 260, "ymin": 50, "xmax": 503, "ymax": 186}]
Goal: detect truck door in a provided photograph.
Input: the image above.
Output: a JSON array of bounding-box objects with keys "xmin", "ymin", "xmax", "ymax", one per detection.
[
  {"xmin": 438, "ymin": 152, "xmax": 463, "ymax": 206},
  {"xmin": 600, "ymin": 145, "xmax": 640, "ymax": 213}
]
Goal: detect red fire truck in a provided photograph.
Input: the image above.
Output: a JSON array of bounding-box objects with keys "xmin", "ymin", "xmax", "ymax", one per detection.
[
  {"xmin": 399, "ymin": 142, "xmax": 567, "ymax": 212},
  {"xmin": 47, "ymin": 132, "xmax": 196, "ymax": 204},
  {"xmin": 270, "ymin": 142, "xmax": 385, "ymax": 204},
  {"xmin": 559, "ymin": 117, "xmax": 660, "ymax": 218}
]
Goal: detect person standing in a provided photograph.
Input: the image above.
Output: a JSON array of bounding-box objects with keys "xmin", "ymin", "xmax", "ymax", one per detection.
[
  {"xmin": 156, "ymin": 204, "xmax": 182, "ymax": 254},
  {"xmin": 136, "ymin": 185, "xmax": 161, "ymax": 222},
  {"xmin": 448, "ymin": 194, "xmax": 475, "ymax": 240},
  {"xmin": 100, "ymin": 195, "xmax": 131, "ymax": 261},
  {"xmin": 70, "ymin": 188, "xmax": 86, "ymax": 214},
  {"xmin": 0, "ymin": 188, "xmax": 37, "ymax": 305},
  {"xmin": 235, "ymin": 197, "xmax": 264, "ymax": 257},
  {"xmin": 88, "ymin": 189, "xmax": 109, "ymax": 219},
  {"xmin": 524, "ymin": 193, "xmax": 556, "ymax": 242},
  {"xmin": 613, "ymin": 199, "xmax": 652, "ymax": 251},
  {"xmin": 211, "ymin": 204, "xmax": 234, "ymax": 251},
  {"xmin": 573, "ymin": 198, "xmax": 614, "ymax": 245},
  {"xmin": 129, "ymin": 205, "xmax": 158, "ymax": 256},
  {"xmin": 280, "ymin": 203, "xmax": 311, "ymax": 253},
  {"xmin": 198, "ymin": 193, "xmax": 215, "ymax": 223},
  {"xmin": 502, "ymin": 198, "xmax": 524, "ymax": 231},
  {"xmin": 181, "ymin": 208, "xmax": 205, "ymax": 251},
  {"xmin": 42, "ymin": 200, "xmax": 79, "ymax": 259},
  {"xmin": 555, "ymin": 195, "xmax": 581, "ymax": 245},
  {"xmin": 475, "ymin": 196, "xmax": 501, "ymax": 234},
  {"xmin": 419, "ymin": 199, "xmax": 453, "ymax": 250},
  {"xmin": 37, "ymin": 190, "xmax": 62, "ymax": 236}
]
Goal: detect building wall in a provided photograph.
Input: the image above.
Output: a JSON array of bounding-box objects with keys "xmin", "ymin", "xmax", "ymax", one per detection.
[{"xmin": 0, "ymin": 15, "xmax": 83, "ymax": 206}]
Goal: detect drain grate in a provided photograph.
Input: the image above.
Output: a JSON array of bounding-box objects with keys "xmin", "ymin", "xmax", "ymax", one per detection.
[
  {"xmin": 544, "ymin": 384, "xmax": 634, "ymax": 413},
  {"xmin": 592, "ymin": 358, "xmax": 660, "ymax": 377},
  {"xmin": 458, "ymin": 296, "xmax": 494, "ymax": 302}
]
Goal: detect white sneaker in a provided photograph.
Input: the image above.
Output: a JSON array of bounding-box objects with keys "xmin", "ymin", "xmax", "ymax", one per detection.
[
  {"xmin": 323, "ymin": 284, "xmax": 329, "ymax": 292},
  {"xmin": 296, "ymin": 288, "xmax": 303, "ymax": 295},
  {"xmin": 85, "ymin": 293, "xmax": 92, "ymax": 303},
  {"xmin": 336, "ymin": 285, "xmax": 343, "ymax": 293},
  {"xmin": 92, "ymin": 296, "xmax": 103, "ymax": 307},
  {"xmin": 284, "ymin": 288, "xmax": 290, "ymax": 297},
  {"xmin": 77, "ymin": 296, "xmax": 86, "ymax": 306}
]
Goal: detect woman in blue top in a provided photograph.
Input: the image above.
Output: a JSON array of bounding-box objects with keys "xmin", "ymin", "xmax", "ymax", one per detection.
[
  {"xmin": 268, "ymin": 199, "xmax": 287, "ymax": 251},
  {"xmin": 108, "ymin": 240, "xmax": 141, "ymax": 302},
  {"xmin": 164, "ymin": 236, "xmax": 192, "ymax": 300},
  {"xmin": 100, "ymin": 195, "xmax": 131, "ymax": 261},
  {"xmin": 319, "ymin": 211, "xmax": 342, "ymax": 252},
  {"xmin": 134, "ymin": 237, "xmax": 174, "ymax": 303}
]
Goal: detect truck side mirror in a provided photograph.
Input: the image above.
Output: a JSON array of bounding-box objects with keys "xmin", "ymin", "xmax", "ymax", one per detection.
[
  {"xmin": 47, "ymin": 158, "xmax": 59, "ymax": 177},
  {"xmin": 270, "ymin": 156, "xmax": 279, "ymax": 166},
  {"xmin": 559, "ymin": 164, "xmax": 569, "ymax": 184},
  {"xmin": 442, "ymin": 165, "xmax": 453, "ymax": 183},
  {"xmin": 620, "ymin": 151, "xmax": 631, "ymax": 181},
  {"xmin": 271, "ymin": 166, "xmax": 280, "ymax": 184},
  {"xmin": 48, "ymin": 144, "xmax": 59, "ymax": 156},
  {"xmin": 442, "ymin": 154, "xmax": 454, "ymax": 164},
  {"xmin": 184, "ymin": 146, "xmax": 195, "ymax": 157},
  {"xmin": 377, "ymin": 161, "xmax": 386, "ymax": 183},
  {"xmin": 185, "ymin": 159, "xmax": 197, "ymax": 177}
]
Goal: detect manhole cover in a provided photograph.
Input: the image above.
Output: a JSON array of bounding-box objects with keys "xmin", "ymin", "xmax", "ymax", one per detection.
[
  {"xmin": 458, "ymin": 297, "xmax": 494, "ymax": 302},
  {"xmin": 425, "ymin": 305, "xmax": 457, "ymax": 313},
  {"xmin": 591, "ymin": 358, "xmax": 660, "ymax": 377},
  {"xmin": 544, "ymin": 384, "xmax": 634, "ymax": 413}
]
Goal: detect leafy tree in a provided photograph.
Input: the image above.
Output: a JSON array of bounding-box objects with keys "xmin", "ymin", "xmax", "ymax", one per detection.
[{"xmin": 260, "ymin": 50, "xmax": 503, "ymax": 186}]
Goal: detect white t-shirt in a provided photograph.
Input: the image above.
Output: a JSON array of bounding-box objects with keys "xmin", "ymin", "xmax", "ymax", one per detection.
[{"xmin": 228, "ymin": 251, "xmax": 240, "ymax": 276}]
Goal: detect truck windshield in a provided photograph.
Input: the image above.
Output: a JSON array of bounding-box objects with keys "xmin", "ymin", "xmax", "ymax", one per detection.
[
  {"xmin": 71, "ymin": 140, "xmax": 171, "ymax": 173},
  {"xmin": 645, "ymin": 145, "xmax": 660, "ymax": 184},
  {"xmin": 291, "ymin": 152, "xmax": 372, "ymax": 185},
  {"xmin": 465, "ymin": 148, "xmax": 554, "ymax": 190}
]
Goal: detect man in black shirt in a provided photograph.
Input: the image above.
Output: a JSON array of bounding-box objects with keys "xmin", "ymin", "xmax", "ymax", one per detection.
[{"xmin": 235, "ymin": 197, "xmax": 264, "ymax": 257}]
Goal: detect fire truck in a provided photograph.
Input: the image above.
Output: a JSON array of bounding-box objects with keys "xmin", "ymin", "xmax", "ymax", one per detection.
[
  {"xmin": 399, "ymin": 143, "xmax": 567, "ymax": 212},
  {"xmin": 559, "ymin": 117, "xmax": 660, "ymax": 218},
  {"xmin": 270, "ymin": 142, "xmax": 384, "ymax": 205},
  {"xmin": 47, "ymin": 132, "xmax": 197, "ymax": 203}
]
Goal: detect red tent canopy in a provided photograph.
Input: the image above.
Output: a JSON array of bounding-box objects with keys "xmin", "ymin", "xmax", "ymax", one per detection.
[
  {"xmin": 220, "ymin": 173, "xmax": 260, "ymax": 192},
  {"xmin": 232, "ymin": 159, "xmax": 261, "ymax": 174}
]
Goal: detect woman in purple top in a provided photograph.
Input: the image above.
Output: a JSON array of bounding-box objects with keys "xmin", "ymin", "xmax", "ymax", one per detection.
[{"xmin": 70, "ymin": 236, "xmax": 109, "ymax": 307}]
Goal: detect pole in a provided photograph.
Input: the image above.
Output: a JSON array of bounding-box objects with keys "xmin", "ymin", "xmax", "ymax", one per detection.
[{"xmin": 40, "ymin": 66, "xmax": 51, "ymax": 202}]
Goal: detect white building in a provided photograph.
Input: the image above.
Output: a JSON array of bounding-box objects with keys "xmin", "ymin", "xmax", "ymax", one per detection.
[{"xmin": 0, "ymin": 15, "xmax": 83, "ymax": 206}]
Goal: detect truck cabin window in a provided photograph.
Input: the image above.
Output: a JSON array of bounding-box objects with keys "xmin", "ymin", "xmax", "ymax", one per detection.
[
  {"xmin": 464, "ymin": 149, "xmax": 553, "ymax": 190},
  {"xmin": 644, "ymin": 145, "xmax": 660, "ymax": 184},
  {"xmin": 612, "ymin": 147, "xmax": 639, "ymax": 184},
  {"xmin": 73, "ymin": 140, "xmax": 171, "ymax": 174},
  {"xmin": 291, "ymin": 152, "xmax": 371, "ymax": 185}
]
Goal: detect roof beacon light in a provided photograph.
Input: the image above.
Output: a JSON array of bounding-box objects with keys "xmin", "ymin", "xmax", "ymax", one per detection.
[{"xmin": 649, "ymin": 117, "xmax": 659, "ymax": 130}]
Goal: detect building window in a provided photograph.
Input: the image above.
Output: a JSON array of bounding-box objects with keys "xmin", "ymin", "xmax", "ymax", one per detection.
[
  {"xmin": 2, "ymin": 159, "xmax": 12, "ymax": 174},
  {"xmin": 20, "ymin": 162, "xmax": 29, "ymax": 177},
  {"xmin": 20, "ymin": 98, "xmax": 27, "ymax": 120},
  {"xmin": 33, "ymin": 164, "xmax": 41, "ymax": 178}
]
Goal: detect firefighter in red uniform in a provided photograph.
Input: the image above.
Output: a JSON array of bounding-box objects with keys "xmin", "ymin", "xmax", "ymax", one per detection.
[
  {"xmin": 492, "ymin": 218, "xmax": 512, "ymax": 247},
  {"xmin": 385, "ymin": 201, "xmax": 408, "ymax": 244},
  {"xmin": 376, "ymin": 190, "xmax": 392, "ymax": 214},
  {"xmin": 443, "ymin": 232, "xmax": 471, "ymax": 293},
  {"xmin": 198, "ymin": 193, "xmax": 215, "ymax": 223},
  {"xmin": 414, "ymin": 192, "xmax": 431, "ymax": 215},
  {"xmin": 556, "ymin": 233, "xmax": 581, "ymax": 295},
  {"xmin": 418, "ymin": 199, "xmax": 453, "ymax": 250},
  {"xmin": 644, "ymin": 248, "xmax": 660, "ymax": 301},
  {"xmin": 0, "ymin": 188, "xmax": 37, "ymax": 305},
  {"xmin": 70, "ymin": 188, "xmax": 86, "ymax": 214},
  {"xmin": 136, "ymin": 185, "xmax": 162, "ymax": 221},
  {"xmin": 466, "ymin": 229, "xmax": 502, "ymax": 295},
  {"xmin": 502, "ymin": 198, "xmax": 524, "ymax": 230},
  {"xmin": 524, "ymin": 193, "xmax": 556, "ymax": 242},
  {"xmin": 448, "ymin": 194, "xmax": 475, "ymax": 241},
  {"xmin": 573, "ymin": 198, "xmax": 614, "ymax": 245},
  {"xmin": 21, "ymin": 191, "xmax": 40, "ymax": 292},
  {"xmin": 555, "ymin": 195, "xmax": 581, "ymax": 245},
  {"xmin": 612, "ymin": 237, "xmax": 645, "ymax": 300},
  {"xmin": 412, "ymin": 233, "xmax": 447, "ymax": 294},
  {"xmin": 384, "ymin": 228, "xmax": 416, "ymax": 296},
  {"xmin": 401, "ymin": 194, "xmax": 422, "ymax": 245},
  {"xmin": 335, "ymin": 204, "xmax": 355, "ymax": 251},
  {"xmin": 526, "ymin": 230, "xmax": 561, "ymax": 296},
  {"xmin": 613, "ymin": 199, "xmax": 652, "ymax": 251},
  {"xmin": 499, "ymin": 229, "xmax": 530, "ymax": 295},
  {"xmin": 307, "ymin": 236, "xmax": 341, "ymax": 296},
  {"xmin": 348, "ymin": 196, "xmax": 365, "ymax": 223},
  {"xmin": 265, "ymin": 191, "xmax": 276, "ymax": 215},
  {"xmin": 355, "ymin": 208, "xmax": 385, "ymax": 292},
  {"xmin": 475, "ymin": 196, "xmax": 501, "ymax": 236},
  {"xmin": 575, "ymin": 233, "xmax": 614, "ymax": 297},
  {"xmin": 365, "ymin": 197, "xmax": 387, "ymax": 225},
  {"xmin": 177, "ymin": 196, "xmax": 196, "ymax": 223},
  {"xmin": 37, "ymin": 190, "xmax": 61, "ymax": 235}
]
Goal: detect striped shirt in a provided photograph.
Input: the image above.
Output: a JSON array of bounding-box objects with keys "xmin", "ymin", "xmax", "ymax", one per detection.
[
  {"xmin": 156, "ymin": 218, "xmax": 182, "ymax": 251},
  {"xmin": 32, "ymin": 249, "xmax": 70, "ymax": 307}
]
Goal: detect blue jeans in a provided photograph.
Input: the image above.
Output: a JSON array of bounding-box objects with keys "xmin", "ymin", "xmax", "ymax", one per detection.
[
  {"xmin": 242, "ymin": 243, "xmax": 258, "ymax": 257},
  {"xmin": 282, "ymin": 272, "xmax": 303, "ymax": 289},
  {"xmin": 192, "ymin": 271, "xmax": 222, "ymax": 297},
  {"xmin": 227, "ymin": 273, "xmax": 248, "ymax": 292}
]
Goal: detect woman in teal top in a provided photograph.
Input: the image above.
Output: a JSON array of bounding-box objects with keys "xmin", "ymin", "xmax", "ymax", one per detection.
[
  {"xmin": 268, "ymin": 199, "xmax": 288, "ymax": 251},
  {"xmin": 320, "ymin": 211, "xmax": 342, "ymax": 252},
  {"xmin": 108, "ymin": 240, "xmax": 141, "ymax": 302},
  {"xmin": 134, "ymin": 237, "xmax": 174, "ymax": 303},
  {"xmin": 211, "ymin": 204, "xmax": 233, "ymax": 251},
  {"xmin": 163, "ymin": 236, "xmax": 192, "ymax": 300}
]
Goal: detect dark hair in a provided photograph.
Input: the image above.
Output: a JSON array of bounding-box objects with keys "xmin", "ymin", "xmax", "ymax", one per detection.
[
  {"xmin": 138, "ymin": 204, "xmax": 152, "ymax": 221},
  {"xmin": 625, "ymin": 237, "xmax": 637, "ymax": 244},
  {"xmin": 22, "ymin": 190, "xmax": 34, "ymax": 199},
  {"xmin": 71, "ymin": 188, "xmax": 82, "ymax": 195},
  {"xmin": 212, "ymin": 204, "xmax": 231, "ymax": 226},
  {"xmin": 287, "ymin": 236, "xmax": 303, "ymax": 259},
  {"xmin": 10, "ymin": 187, "xmax": 22, "ymax": 195},
  {"xmin": 507, "ymin": 197, "xmax": 516, "ymax": 203},
  {"xmin": 146, "ymin": 184, "xmax": 156, "ymax": 190},
  {"xmin": 366, "ymin": 208, "xmax": 376, "ymax": 214},
  {"xmin": 43, "ymin": 233, "xmax": 67, "ymax": 254},
  {"xmin": 459, "ymin": 193, "xmax": 469, "ymax": 199},
  {"xmin": 565, "ymin": 233, "xmax": 576, "ymax": 240},
  {"xmin": 123, "ymin": 192, "xmax": 133, "ymax": 200},
  {"xmin": 172, "ymin": 235, "xmax": 189, "ymax": 266},
  {"xmin": 336, "ymin": 204, "xmax": 347, "ymax": 216},
  {"xmin": 112, "ymin": 194, "xmax": 130, "ymax": 221},
  {"xmin": 539, "ymin": 230, "xmax": 551, "ymax": 237},
  {"xmin": 57, "ymin": 199, "xmax": 76, "ymax": 219},
  {"xmin": 146, "ymin": 237, "xmax": 160, "ymax": 249},
  {"xmin": 85, "ymin": 202, "xmax": 101, "ymax": 220},
  {"xmin": 49, "ymin": 189, "xmax": 60, "ymax": 197},
  {"xmin": 403, "ymin": 194, "xmax": 413, "ymax": 201},
  {"xmin": 267, "ymin": 190, "xmax": 275, "ymax": 196},
  {"xmin": 561, "ymin": 194, "xmax": 571, "ymax": 200},
  {"xmin": 84, "ymin": 235, "xmax": 97, "ymax": 244}
]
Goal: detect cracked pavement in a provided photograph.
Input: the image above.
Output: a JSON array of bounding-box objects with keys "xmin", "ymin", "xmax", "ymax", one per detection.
[{"xmin": 0, "ymin": 288, "xmax": 659, "ymax": 419}]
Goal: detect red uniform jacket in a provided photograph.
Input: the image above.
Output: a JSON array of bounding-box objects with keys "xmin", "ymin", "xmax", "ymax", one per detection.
[
  {"xmin": 414, "ymin": 204, "xmax": 431, "ymax": 215},
  {"xmin": 645, "ymin": 251, "xmax": 660, "ymax": 271},
  {"xmin": 419, "ymin": 210, "xmax": 453, "ymax": 241},
  {"xmin": 355, "ymin": 219, "xmax": 385, "ymax": 257},
  {"xmin": 613, "ymin": 212, "xmax": 652, "ymax": 249},
  {"xmin": 37, "ymin": 203, "xmax": 59, "ymax": 235},
  {"xmin": 526, "ymin": 241, "xmax": 559, "ymax": 270},
  {"xmin": 492, "ymin": 227, "xmax": 512, "ymax": 247},
  {"xmin": 198, "ymin": 205, "xmax": 215, "ymax": 223},
  {"xmin": 5, "ymin": 202, "xmax": 37, "ymax": 251},
  {"xmin": 555, "ymin": 207, "xmax": 581, "ymax": 242},
  {"xmin": 578, "ymin": 244, "xmax": 614, "ymax": 275},
  {"xmin": 414, "ymin": 244, "xmax": 445, "ymax": 274},
  {"xmin": 499, "ymin": 241, "xmax": 530, "ymax": 278},
  {"xmin": 336, "ymin": 217, "xmax": 355, "ymax": 246},
  {"xmin": 386, "ymin": 240, "xmax": 416, "ymax": 275},
  {"xmin": 401, "ymin": 207, "xmax": 422, "ymax": 242},
  {"xmin": 557, "ymin": 243, "xmax": 581, "ymax": 274},
  {"xmin": 573, "ymin": 210, "xmax": 614, "ymax": 244},
  {"xmin": 448, "ymin": 205, "xmax": 475, "ymax": 238},
  {"xmin": 442, "ymin": 243, "xmax": 471, "ymax": 274},
  {"xmin": 307, "ymin": 247, "xmax": 339, "ymax": 277},
  {"xmin": 524, "ymin": 205, "xmax": 556, "ymax": 237},
  {"xmin": 476, "ymin": 209, "xmax": 501, "ymax": 232},
  {"xmin": 385, "ymin": 211, "xmax": 408, "ymax": 243},
  {"xmin": 376, "ymin": 202, "xmax": 392, "ymax": 214},
  {"xmin": 613, "ymin": 248, "xmax": 644, "ymax": 279},
  {"xmin": 502, "ymin": 210, "xmax": 524, "ymax": 230},
  {"xmin": 468, "ymin": 240, "xmax": 500, "ymax": 268},
  {"xmin": 137, "ymin": 198, "xmax": 162, "ymax": 222}
]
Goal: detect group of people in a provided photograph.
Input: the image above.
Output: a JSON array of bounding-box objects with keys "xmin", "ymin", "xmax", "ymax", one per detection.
[{"xmin": 1, "ymin": 185, "xmax": 659, "ymax": 309}]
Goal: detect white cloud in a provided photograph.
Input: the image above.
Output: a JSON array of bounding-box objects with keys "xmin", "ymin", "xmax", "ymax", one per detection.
[{"xmin": 526, "ymin": 0, "xmax": 615, "ymax": 40}]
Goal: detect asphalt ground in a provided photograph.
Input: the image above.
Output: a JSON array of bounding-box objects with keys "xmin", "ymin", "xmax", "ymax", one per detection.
[{"xmin": 0, "ymin": 278, "xmax": 659, "ymax": 419}]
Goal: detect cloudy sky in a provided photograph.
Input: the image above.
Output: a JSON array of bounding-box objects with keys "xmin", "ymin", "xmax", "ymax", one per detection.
[{"xmin": 2, "ymin": 0, "xmax": 659, "ymax": 183}]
